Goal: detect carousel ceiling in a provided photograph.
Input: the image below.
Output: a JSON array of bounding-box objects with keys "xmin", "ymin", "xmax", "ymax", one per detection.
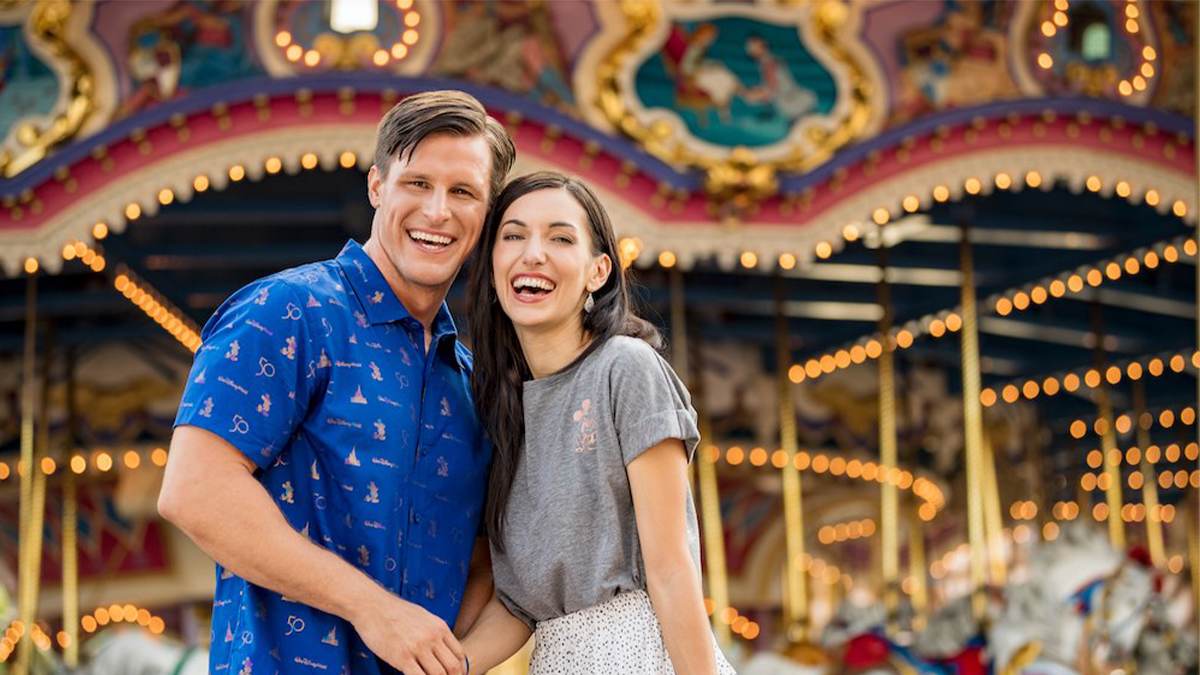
[{"xmin": 0, "ymin": 0, "xmax": 1195, "ymax": 541}]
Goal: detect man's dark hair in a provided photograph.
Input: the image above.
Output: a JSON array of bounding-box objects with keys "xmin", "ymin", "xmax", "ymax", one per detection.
[{"xmin": 373, "ymin": 90, "xmax": 516, "ymax": 202}]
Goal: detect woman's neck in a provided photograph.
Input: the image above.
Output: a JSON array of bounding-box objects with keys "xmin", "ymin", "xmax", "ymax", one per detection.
[{"xmin": 516, "ymin": 319, "xmax": 591, "ymax": 379}]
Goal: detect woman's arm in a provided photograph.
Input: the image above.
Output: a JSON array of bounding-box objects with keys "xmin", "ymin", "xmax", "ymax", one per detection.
[
  {"xmin": 628, "ymin": 438, "xmax": 717, "ymax": 675},
  {"xmin": 453, "ymin": 538, "xmax": 493, "ymax": 637},
  {"xmin": 461, "ymin": 592, "xmax": 533, "ymax": 673}
]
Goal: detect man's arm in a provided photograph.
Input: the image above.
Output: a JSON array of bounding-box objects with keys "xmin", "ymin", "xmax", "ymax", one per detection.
[
  {"xmin": 159, "ymin": 425, "xmax": 465, "ymax": 675},
  {"xmin": 453, "ymin": 538, "xmax": 492, "ymax": 637}
]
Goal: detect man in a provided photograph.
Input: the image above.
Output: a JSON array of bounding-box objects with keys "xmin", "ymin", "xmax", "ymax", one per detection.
[{"xmin": 158, "ymin": 90, "xmax": 516, "ymax": 675}]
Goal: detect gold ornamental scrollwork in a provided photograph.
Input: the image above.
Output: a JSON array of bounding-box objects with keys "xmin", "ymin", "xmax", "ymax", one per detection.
[
  {"xmin": 1, "ymin": 0, "xmax": 100, "ymax": 177},
  {"xmin": 592, "ymin": 0, "xmax": 885, "ymax": 209}
]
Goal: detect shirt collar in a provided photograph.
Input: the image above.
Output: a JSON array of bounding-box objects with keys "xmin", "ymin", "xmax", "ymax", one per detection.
[{"xmin": 334, "ymin": 240, "xmax": 459, "ymax": 343}]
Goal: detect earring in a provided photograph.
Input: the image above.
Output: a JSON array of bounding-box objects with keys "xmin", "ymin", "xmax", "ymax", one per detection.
[{"xmin": 583, "ymin": 292, "xmax": 595, "ymax": 313}]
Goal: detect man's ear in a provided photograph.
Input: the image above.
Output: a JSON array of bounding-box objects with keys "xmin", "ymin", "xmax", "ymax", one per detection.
[
  {"xmin": 588, "ymin": 253, "xmax": 613, "ymax": 293},
  {"xmin": 367, "ymin": 165, "xmax": 382, "ymax": 209}
]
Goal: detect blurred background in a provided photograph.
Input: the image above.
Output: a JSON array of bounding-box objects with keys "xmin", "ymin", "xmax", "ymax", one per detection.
[{"xmin": 0, "ymin": 0, "xmax": 1197, "ymax": 673}]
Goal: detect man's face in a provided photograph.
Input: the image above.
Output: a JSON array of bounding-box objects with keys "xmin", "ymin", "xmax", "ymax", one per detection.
[{"xmin": 367, "ymin": 133, "xmax": 492, "ymax": 297}]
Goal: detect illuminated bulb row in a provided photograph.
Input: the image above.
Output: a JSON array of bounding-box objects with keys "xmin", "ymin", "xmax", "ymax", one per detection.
[
  {"xmin": 1085, "ymin": 501, "xmax": 1180, "ymax": 524},
  {"xmin": 1009, "ymin": 500, "xmax": 1039, "ymax": 521},
  {"xmin": 1081, "ymin": 469, "xmax": 1199, "ymax": 492},
  {"xmin": 708, "ymin": 445, "xmax": 945, "ymax": 511},
  {"xmin": 817, "ymin": 518, "xmax": 877, "ymax": 545},
  {"xmin": 22, "ymin": 224, "xmax": 110, "ymax": 276},
  {"xmin": 80, "ymin": 603, "xmax": 166, "ymax": 635},
  {"xmin": 704, "ymin": 601, "xmax": 761, "ymax": 640},
  {"xmin": 1050, "ymin": 500, "xmax": 1081, "ymax": 520},
  {"xmin": 59, "ymin": 235, "xmax": 109, "ymax": 272},
  {"xmin": 993, "ymin": 236, "xmax": 1196, "ymax": 318},
  {"xmin": 0, "ymin": 447, "xmax": 169, "ymax": 481},
  {"xmin": 1117, "ymin": 2, "xmax": 1155, "ymax": 96},
  {"xmin": 788, "ymin": 318, "xmax": 956, "ymax": 385},
  {"xmin": 0, "ymin": 621, "xmax": 54, "ymax": 661},
  {"xmin": 114, "ymin": 268, "xmax": 201, "ymax": 352},
  {"xmin": 1070, "ymin": 406, "xmax": 1196, "ymax": 439},
  {"xmin": 1037, "ymin": 0, "xmax": 1070, "ymax": 68},
  {"xmin": 1085, "ymin": 442, "xmax": 1200, "ymax": 470},
  {"xmin": 276, "ymin": 3, "xmax": 420, "ymax": 68},
  {"xmin": 982, "ymin": 348, "xmax": 1199, "ymax": 407}
]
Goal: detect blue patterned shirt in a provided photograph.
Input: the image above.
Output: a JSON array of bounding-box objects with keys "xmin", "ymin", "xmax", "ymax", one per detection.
[{"xmin": 175, "ymin": 240, "xmax": 490, "ymax": 675}]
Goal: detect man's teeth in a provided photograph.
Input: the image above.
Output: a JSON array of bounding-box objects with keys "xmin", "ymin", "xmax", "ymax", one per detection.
[
  {"xmin": 513, "ymin": 277, "xmax": 555, "ymax": 291},
  {"xmin": 410, "ymin": 231, "xmax": 452, "ymax": 246}
]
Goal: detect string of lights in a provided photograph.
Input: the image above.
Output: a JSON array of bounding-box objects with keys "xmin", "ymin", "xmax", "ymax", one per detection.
[{"xmin": 703, "ymin": 444, "xmax": 946, "ymax": 517}]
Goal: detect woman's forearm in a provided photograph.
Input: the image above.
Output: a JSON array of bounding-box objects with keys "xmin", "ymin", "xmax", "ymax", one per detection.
[
  {"xmin": 647, "ymin": 563, "xmax": 718, "ymax": 675},
  {"xmin": 462, "ymin": 593, "xmax": 533, "ymax": 672}
]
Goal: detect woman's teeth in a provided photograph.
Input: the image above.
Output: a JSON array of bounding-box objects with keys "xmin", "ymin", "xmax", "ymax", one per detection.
[{"xmin": 513, "ymin": 277, "xmax": 555, "ymax": 294}]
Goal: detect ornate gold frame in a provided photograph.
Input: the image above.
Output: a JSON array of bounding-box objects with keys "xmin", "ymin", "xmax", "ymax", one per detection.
[
  {"xmin": 588, "ymin": 0, "xmax": 885, "ymax": 204},
  {"xmin": 0, "ymin": 0, "xmax": 109, "ymax": 178}
]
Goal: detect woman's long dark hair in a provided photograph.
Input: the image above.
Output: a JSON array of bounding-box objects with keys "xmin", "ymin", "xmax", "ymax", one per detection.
[{"xmin": 467, "ymin": 171, "xmax": 659, "ymax": 550}]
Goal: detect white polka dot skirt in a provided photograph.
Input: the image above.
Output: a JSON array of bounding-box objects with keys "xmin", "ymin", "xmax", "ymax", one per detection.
[{"xmin": 529, "ymin": 589, "xmax": 737, "ymax": 674}]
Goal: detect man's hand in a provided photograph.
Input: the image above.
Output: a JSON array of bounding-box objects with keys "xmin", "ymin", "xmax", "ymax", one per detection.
[{"xmin": 353, "ymin": 594, "xmax": 465, "ymax": 675}]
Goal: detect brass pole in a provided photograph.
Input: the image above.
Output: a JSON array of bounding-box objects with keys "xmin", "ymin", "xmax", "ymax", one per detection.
[
  {"xmin": 958, "ymin": 224, "xmax": 989, "ymax": 620},
  {"xmin": 1193, "ymin": 5, "xmax": 1200, "ymax": 636},
  {"xmin": 1090, "ymin": 303, "xmax": 1126, "ymax": 550},
  {"xmin": 775, "ymin": 277, "xmax": 808, "ymax": 643},
  {"xmin": 15, "ymin": 276, "xmax": 37, "ymax": 673},
  {"xmin": 675, "ymin": 270, "xmax": 732, "ymax": 647},
  {"xmin": 876, "ymin": 244, "xmax": 900, "ymax": 630},
  {"xmin": 981, "ymin": 433, "xmax": 1007, "ymax": 585},
  {"xmin": 1132, "ymin": 382, "xmax": 1165, "ymax": 567},
  {"xmin": 63, "ymin": 347, "xmax": 79, "ymax": 667},
  {"xmin": 907, "ymin": 500, "xmax": 928, "ymax": 631}
]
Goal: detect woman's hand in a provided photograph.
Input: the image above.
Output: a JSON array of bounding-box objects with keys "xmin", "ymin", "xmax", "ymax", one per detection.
[{"xmin": 461, "ymin": 592, "xmax": 533, "ymax": 673}]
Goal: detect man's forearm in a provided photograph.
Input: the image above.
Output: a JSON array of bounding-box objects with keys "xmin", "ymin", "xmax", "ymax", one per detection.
[{"xmin": 159, "ymin": 431, "xmax": 379, "ymax": 623}]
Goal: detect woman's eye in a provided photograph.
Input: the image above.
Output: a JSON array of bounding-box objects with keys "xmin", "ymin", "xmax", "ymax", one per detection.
[{"xmin": 553, "ymin": 237, "xmax": 574, "ymax": 245}]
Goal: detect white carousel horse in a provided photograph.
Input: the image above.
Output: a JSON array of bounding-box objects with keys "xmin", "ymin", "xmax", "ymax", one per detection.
[
  {"xmin": 81, "ymin": 629, "xmax": 206, "ymax": 675},
  {"xmin": 988, "ymin": 521, "xmax": 1194, "ymax": 675}
]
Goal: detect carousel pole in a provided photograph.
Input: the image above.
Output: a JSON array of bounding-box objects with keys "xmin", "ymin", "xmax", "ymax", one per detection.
[
  {"xmin": 876, "ymin": 242, "xmax": 900, "ymax": 631},
  {"xmin": 907, "ymin": 499, "xmax": 929, "ymax": 631},
  {"xmin": 1193, "ymin": 7, "xmax": 1200, "ymax": 632},
  {"xmin": 63, "ymin": 347, "xmax": 80, "ymax": 667},
  {"xmin": 1132, "ymin": 382, "xmax": 1166, "ymax": 567},
  {"xmin": 775, "ymin": 276, "xmax": 809, "ymax": 643},
  {"xmin": 15, "ymin": 275, "xmax": 38, "ymax": 674},
  {"xmin": 672, "ymin": 269, "xmax": 732, "ymax": 648},
  {"xmin": 958, "ymin": 223, "xmax": 989, "ymax": 621},
  {"xmin": 981, "ymin": 433, "xmax": 1007, "ymax": 585},
  {"xmin": 1090, "ymin": 303, "xmax": 1126, "ymax": 550}
]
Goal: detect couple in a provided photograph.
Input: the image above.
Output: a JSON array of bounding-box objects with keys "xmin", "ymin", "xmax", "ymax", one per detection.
[{"xmin": 158, "ymin": 90, "xmax": 735, "ymax": 675}]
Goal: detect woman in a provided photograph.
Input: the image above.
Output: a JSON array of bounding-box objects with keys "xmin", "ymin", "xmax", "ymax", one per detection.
[{"xmin": 462, "ymin": 172, "xmax": 735, "ymax": 674}]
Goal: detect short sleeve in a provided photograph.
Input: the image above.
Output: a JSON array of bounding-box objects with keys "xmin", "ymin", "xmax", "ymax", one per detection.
[
  {"xmin": 608, "ymin": 338, "xmax": 700, "ymax": 465},
  {"xmin": 174, "ymin": 278, "xmax": 318, "ymax": 470},
  {"xmin": 496, "ymin": 589, "xmax": 536, "ymax": 630}
]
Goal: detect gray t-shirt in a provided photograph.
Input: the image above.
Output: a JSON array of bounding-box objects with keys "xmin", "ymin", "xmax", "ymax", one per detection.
[{"xmin": 490, "ymin": 335, "xmax": 702, "ymax": 628}]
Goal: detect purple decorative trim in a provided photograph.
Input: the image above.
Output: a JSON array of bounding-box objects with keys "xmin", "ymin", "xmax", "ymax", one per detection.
[
  {"xmin": 0, "ymin": 75, "xmax": 702, "ymax": 195},
  {"xmin": 778, "ymin": 98, "xmax": 1195, "ymax": 192}
]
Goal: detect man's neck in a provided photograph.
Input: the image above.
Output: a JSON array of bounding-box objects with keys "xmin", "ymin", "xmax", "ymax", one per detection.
[
  {"xmin": 517, "ymin": 319, "xmax": 591, "ymax": 379},
  {"xmin": 362, "ymin": 238, "xmax": 445, "ymax": 346}
]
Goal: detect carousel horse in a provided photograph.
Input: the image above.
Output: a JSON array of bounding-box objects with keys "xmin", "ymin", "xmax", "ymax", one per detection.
[
  {"xmin": 81, "ymin": 629, "xmax": 207, "ymax": 675},
  {"xmin": 817, "ymin": 599, "xmax": 989, "ymax": 675},
  {"xmin": 988, "ymin": 521, "xmax": 1194, "ymax": 675}
]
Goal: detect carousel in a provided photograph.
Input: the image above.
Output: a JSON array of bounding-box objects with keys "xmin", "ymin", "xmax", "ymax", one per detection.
[{"xmin": 0, "ymin": 0, "xmax": 1197, "ymax": 673}]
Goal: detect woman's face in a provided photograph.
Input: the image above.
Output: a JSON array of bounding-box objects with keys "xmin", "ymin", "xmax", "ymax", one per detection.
[{"xmin": 491, "ymin": 187, "xmax": 611, "ymax": 335}]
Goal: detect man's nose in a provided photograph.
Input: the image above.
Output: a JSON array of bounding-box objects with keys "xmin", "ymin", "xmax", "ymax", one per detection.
[{"xmin": 422, "ymin": 189, "xmax": 450, "ymax": 224}]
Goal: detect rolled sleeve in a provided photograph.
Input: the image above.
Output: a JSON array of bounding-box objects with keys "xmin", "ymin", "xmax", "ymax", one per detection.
[
  {"xmin": 174, "ymin": 279, "xmax": 316, "ymax": 470},
  {"xmin": 610, "ymin": 341, "xmax": 700, "ymax": 465}
]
